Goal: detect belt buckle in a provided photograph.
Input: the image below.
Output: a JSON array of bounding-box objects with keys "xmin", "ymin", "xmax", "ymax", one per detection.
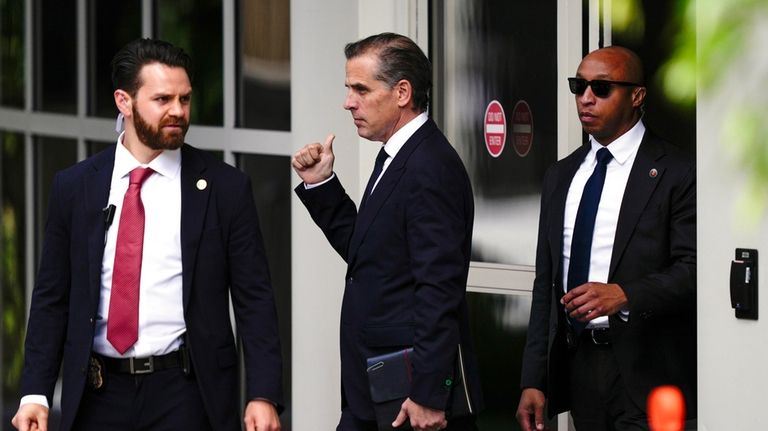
[
  {"xmin": 566, "ymin": 328, "xmax": 579, "ymax": 349},
  {"xmin": 590, "ymin": 329, "xmax": 610, "ymax": 345},
  {"xmin": 129, "ymin": 356, "xmax": 154, "ymax": 374}
]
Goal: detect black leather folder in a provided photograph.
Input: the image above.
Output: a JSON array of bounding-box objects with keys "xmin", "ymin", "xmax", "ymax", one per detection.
[{"xmin": 365, "ymin": 346, "xmax": 473, "ymax": 430}]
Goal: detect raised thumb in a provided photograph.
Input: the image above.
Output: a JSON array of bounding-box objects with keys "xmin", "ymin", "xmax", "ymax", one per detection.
[{"xmin": 322, "ymin": 133, "xmax": 335, "ymax": 153}]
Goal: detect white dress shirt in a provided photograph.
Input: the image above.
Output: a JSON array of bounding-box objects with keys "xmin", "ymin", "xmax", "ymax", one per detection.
[
  {"xmin": 370, "ymin": 112, "xmax": 428, "ymax": 192},
  {"xmin": 93, "ymin": 134, "xmax": 186, "ymax": 357},
  {"xmin": 562, "ymin": 120, "xmax": 646, "ymax": 328}
]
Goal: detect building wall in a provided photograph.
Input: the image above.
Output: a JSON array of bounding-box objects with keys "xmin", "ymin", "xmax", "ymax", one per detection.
[
  {"xmin": 697, "ymin": 26, "xmax": 768, "ymax": 429},
  {"xmin": 290, "ymin": 0, "xmax": 356, "ymax": 427}
]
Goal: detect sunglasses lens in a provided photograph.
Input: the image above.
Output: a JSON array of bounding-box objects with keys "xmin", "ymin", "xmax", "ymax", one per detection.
[
  {"xmin": 569, "ymin": 78, "xmax": 587, "ymax": 95},
  {"xmin": 591, "ymin": 81, "xmax": 611, "ymax": 98}
]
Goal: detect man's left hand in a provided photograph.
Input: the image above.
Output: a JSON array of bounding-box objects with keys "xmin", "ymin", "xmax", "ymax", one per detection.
[
  {"xmin": 392, "ymin": 398, "xmax": 447, "ymax": 431},
  {"xmin": 561, "ymin": 282, "xmax": 628, "ymax": 321},
  {"xmin": 243, "ymin": 399, "xmax": 281, "ymax": 431}
]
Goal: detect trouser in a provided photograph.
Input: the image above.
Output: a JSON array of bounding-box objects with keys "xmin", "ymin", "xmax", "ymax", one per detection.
[
  {"xmin": 568, "ymin": 328, "xmax": 647, "ymax": 431},
  {"xmin": 73, "ymin": 359, "xmax": 212, "ymax": 431}
]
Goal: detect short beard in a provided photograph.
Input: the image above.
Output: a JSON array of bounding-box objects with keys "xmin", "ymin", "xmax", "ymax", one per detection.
[{"xmin": 132, "ymin": 105, "xmax": 189, "ymax": 151}]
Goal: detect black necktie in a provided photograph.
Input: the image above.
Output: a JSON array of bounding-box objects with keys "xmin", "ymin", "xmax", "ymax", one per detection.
[
  {"xmin": 360, "ymin": 147, "xmax": 388, "ymax": 208},
  {"xmin": 567, "ymin": 147, "xmax": 613, "ymax": 334}
]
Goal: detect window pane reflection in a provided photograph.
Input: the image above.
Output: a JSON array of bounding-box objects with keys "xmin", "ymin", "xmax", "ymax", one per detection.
[
  {"xmin": 86, "ymin": 139, "xmax": 114, "ymax": 157},
  {"xmin": 1, "ymin": 0, "xmax": 25, "ymax": 108},
  {"xmin": 155, "ymin": 0, "xmax": 223, "ymax": 126},
  {"xmin": 1, "ymin": 131, "xmax": 26, "ymax": 422},
  {"xmin": 237, "ymin": 0, "xmax": 291, "ymax": 131},
  {"xmin": 34, "ymin": 136, "xmax": 78, "ymax": 261},
  {"xmin": 432, "ymin": 0, "xmax": 558, "ymax": 266},
  {"xmin": 467, "ymin": 292, "xmax": 556, "ymax": 430},
  {"xmin": 612, "ymin": 3, "xmax": 695, "ymax": 155},
  {"xmin": 34, "ymin": 0, "xmax": 77, "ymax": 113},
  {"xmin": 236, "ymin": 153, "xmax": 292, "ymax": 430},
  {"xmin": 87, "ymin": 0, "xmax": 141, "ymax": 118}
]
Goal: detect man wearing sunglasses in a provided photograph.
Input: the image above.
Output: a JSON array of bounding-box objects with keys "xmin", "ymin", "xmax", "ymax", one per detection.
[{"xmin": 517, "ymin": 46, "xmax": 696, "ymax": 430}]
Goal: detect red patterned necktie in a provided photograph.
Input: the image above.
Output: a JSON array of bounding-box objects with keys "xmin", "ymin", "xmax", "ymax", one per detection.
[{"xmin": 107, "ymin": 167, "xmax": 154, "ymax": 354}]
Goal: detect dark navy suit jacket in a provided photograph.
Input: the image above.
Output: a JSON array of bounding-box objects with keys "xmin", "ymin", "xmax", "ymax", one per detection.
[
  {"xmin": 295, "ymin": 119, "xmax": 484, "ymax": 421},
  {"xmin": 520, "ymin": 130, "xmax": 697, "ymax": 418},
  {"xmin": 20, "ymin": 144, "xmax": 283, "ymax": 431}
]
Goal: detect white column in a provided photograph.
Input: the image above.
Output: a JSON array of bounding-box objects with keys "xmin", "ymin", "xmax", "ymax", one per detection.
[{"xmin": 291, "ymin": 0, "xmax": 360, "ymax": 428}]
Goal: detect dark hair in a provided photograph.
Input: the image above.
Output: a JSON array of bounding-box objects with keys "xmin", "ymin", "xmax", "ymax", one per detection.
[
  {"xmin": 111, "ymin": 38, "xmax": 193, "ymax": 96},
  {"xmin": 344, "ymin": 32, "xmax": 431, "ymax": 112}
]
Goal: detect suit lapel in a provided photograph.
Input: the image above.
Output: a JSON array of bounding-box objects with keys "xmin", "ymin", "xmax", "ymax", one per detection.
[
  {"xmin": 548, "ymin": 145, "xmax": 589, "ymax": 297},
  {"xmin": 346, "ymin": 120, "xmax": 436, "ymax": 267},
  {"xmin": 609, "ymin": 132, "xmax": 666, "ymax": 279},
  {"xmin": 179, "ymin": 145, "xmax": 210, "ymax": 309},
  {"xmin": 86, "ymin": 147, "xmax": 116, "ymax": 307}
]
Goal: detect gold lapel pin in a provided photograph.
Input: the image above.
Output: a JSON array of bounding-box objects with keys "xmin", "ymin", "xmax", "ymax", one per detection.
[
  {"xmin": 196, "ymin": 179, "xmax": 208, "ymax": 190},
  {"xmin": 649, "ymin": 168, "xmax": 658, "ymax": 178}
]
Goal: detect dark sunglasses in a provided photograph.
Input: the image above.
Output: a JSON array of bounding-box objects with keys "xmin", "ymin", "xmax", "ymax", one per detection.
[{"xmin": 567, "ymin": 77, "xmax": 642, "ymax": 98}]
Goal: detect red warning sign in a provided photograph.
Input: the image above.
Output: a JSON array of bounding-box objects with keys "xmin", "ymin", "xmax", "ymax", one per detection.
[
  {"xmin": 484, "ymin": 100, "xmax": 506, "ymax": 158},
  {"xmin": 511, "ymin": 100, "xmax": 533, "ymax": 157}
]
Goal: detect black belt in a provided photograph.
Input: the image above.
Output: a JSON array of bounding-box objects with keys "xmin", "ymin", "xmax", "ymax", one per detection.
[
  {"xmin": 97, "ymin": 350, "xmax": 185, "ymax": 375},
  {"xmin": 585, "ymin": 328, "xmax": 611, "ymax": 345}
]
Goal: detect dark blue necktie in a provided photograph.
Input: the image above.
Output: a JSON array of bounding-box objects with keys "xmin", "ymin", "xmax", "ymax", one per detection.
[
  {"xmin": 360, "ymin": 147, "xmax": 388, "ymax": 208},
  {"xmin": 567, "ymin": 147, "xmax": 613, "ymax": 334}
]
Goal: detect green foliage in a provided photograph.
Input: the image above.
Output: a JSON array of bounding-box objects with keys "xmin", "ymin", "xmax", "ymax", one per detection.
[
  {"xmin": 3, "ymin": 206, "xmax": 25, "ymax": 393},
  {"xmin": 656, "ymin": 0, "xmax": 696, "ymax": 108},
  {"xmin": 155, "ymin": 0, "xmax": 224, "ymax": 126},
  {"xmin": 725, "ymin": 107, "xmax": 768, "ymax": 225},
  {"xmin": 663, "ymin": 0, "xmax": 768, "ymax": 225},
  {"xmin": 612, "ymin": 0, "xmax": 646, "ymax": 44},
  {"xmin": 0, "ymin": 0, "xmax": 26, "ymax": 107},
  {"xmin": 2, "ymin": 132, "xmax": 27, "ymax": 398}
]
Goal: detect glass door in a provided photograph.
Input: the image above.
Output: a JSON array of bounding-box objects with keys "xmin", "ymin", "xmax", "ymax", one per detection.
[{"xmin": 431, "ymin": 1, "xmax": 560, "ymax": 429}]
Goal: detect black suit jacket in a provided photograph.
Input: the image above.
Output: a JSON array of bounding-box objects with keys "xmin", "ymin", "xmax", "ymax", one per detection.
[
  {"xmin": 20, "ymin": 144, "xmax": 283, "ymax": 431},
  {"xmin": 295, "ymin": 119, "xmax": 484, "ymax": 421},
  {"xmin": 520, "ymin": 129, "xmax": 697, "ymax": 418}
]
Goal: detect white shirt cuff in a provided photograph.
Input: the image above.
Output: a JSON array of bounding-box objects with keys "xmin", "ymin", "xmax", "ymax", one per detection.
[
  {"xmin": 20, "ymin": 395, "xmax": 49, "ymax": 409},
  {"xmin": 303, "ymin": 173, "xmax": 335, "ymax": 189}
]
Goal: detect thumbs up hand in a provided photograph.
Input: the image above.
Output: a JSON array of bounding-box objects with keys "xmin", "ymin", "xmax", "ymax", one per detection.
[{"xmin": 292, "ymin": 133, "xmax": 336, "ymax": 184}]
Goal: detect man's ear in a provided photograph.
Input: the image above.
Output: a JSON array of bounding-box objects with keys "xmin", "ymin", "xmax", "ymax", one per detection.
[
  {"xmin": 632, "ymin": 86, "xmax": 647, "ymax": 109},
  {"xmin": 114, "ymin": 89, "xmax": 133, "ymax": 117},
  {"xmin": 395, "ymin": 79, "xmax": 413, "ymax": 109}
]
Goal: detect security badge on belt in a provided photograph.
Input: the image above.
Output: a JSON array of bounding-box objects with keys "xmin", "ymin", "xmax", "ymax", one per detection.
[{"xmin": 88, "ymin": 356, "xmax": 106, "ymax": 390}]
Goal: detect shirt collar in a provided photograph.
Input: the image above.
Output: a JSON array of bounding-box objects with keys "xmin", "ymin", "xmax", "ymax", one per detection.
[
  {"xmin": 114, "ymin": 132, "xmax": 182, "ymax": 180},
  {"xmin": 382, "ymin": 112, "xmax": 429, "ymax": 159},
  {"xmin": 589, "ymin": 119, "xmax": 645, "ymax": 166}
]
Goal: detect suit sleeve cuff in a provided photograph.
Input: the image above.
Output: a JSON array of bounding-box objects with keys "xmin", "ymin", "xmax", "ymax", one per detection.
[
  {"xmin": 409, "ymin": 371, "xmax": 453, "ymax": 411},
  {"xmin": 251, "ymin": 397, "xmax": 278, "ymax": 407}
]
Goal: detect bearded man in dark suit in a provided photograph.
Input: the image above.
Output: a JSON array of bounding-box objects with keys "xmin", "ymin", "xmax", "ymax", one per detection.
[{"xmin": 13, "ymin": 38, "xmax": 283, "ymax": 431}]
